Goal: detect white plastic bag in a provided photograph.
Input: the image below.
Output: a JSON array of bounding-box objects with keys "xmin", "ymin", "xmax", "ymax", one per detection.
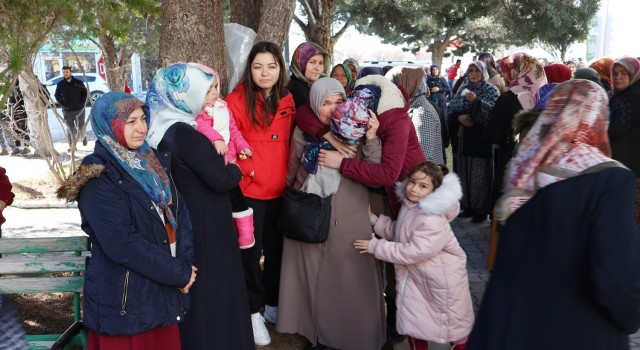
[{"xmin": 224, "ymin": 23, "xmax": 257, "ymax": 94}]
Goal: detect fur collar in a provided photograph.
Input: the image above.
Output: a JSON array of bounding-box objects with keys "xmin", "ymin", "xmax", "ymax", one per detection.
[
  {"xmin": 56, "ymin": 164, "xmax": 105, "ymax": 202},
  {"xmin": 354, "ymin": 75, "xmax": 406, "ymax": 115},
  {"xmin": 395, "ymin": 173, "xmax": 462, "ymax": 216}
]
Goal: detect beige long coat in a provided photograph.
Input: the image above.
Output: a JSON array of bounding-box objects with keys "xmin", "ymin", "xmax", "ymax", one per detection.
[{"xmin": 276, "ymin": 127, "xmax": 386, "ymax": 350}]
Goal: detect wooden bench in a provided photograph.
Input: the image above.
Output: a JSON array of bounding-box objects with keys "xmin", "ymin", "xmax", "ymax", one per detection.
[{"xmin": 0, "ymin": 236, "xmax": 90, "ymax": 350}]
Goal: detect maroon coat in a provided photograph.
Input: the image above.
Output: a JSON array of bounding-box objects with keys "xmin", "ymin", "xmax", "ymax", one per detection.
[
  {"xmin": 0, "ymin": 166, "xmax": 15, "ymax": 226},
  {"xmin": 295, "ymin": 75, "xmax": 426, "ymax": 214}
]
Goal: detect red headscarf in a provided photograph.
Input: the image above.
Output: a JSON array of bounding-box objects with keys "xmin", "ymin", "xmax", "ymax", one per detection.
[
  {"xmin": 497, "ymin": 79, "xmax": 612, "ymax": 221},
  {"xmin": 543, "ymin": 64, "xmax": 572, "ymax": 84}
]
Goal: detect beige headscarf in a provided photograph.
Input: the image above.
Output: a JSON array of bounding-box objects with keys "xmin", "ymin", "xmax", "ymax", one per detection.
[{"xmin": 385, "ymin": 66, "xmax": 425, "ymax": 99}]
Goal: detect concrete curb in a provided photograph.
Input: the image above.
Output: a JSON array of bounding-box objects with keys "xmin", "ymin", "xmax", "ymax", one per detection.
[{"xmin": 12, "ymin": 200, "xmax": 78, "ymax": 209}]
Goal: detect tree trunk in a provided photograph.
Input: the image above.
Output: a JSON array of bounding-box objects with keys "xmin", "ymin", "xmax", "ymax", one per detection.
[
  {"xmin": 159, "ymin": 0, "xmax": 228, "ymax": 92},
  {"xmin": 297, "ymin": 0, "xmax": 336, "ymax": 60},
  {"xmin": 255, "ymin": 0, "xmax": 296, "ymax": 48},
  {"xmin": 18, "ymin": 70, "xmax": 67, "ymax": 184},
  {"xmin": 230, "ymin": 0, "xmax": 261, "ymax": 32},
  {"xmin": 430, "ymin": 41, "xmax": 448, "ymax": 68},
  {"xmin": 99, "ymin": 34, "xmax": 130, "ymax": 93},
  {"xmin": 560, "ymin": 45, "xmax": 568, "ymax": 63}
]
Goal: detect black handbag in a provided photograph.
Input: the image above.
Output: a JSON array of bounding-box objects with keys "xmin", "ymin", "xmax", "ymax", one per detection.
[{"xmin": 279, "ymin": 186, "xmax": 332, "ymax": 243}]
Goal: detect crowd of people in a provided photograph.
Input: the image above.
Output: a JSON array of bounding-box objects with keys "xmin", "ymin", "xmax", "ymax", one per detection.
[{"xmin": 0, "ymin": 39, "xmax": 638, "ymax": 350}]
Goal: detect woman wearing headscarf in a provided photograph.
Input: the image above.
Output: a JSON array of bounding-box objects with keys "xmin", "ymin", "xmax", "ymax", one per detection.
[
  {"xmin": 343, "ymin": 58, "xmax": 360, "ymax": 83},
  {"xmin": 485, "ymin": 52, "xmax": 547, "ymax": 213},
  {"xmin": 387, "ymin": 66, "xmax": 445, "ymax": 165},
  {"xmin": 589, "ymin": 57, "xmax": 614, "ymax": 92},
  {"xmin": 447, "ymin": 61, "xmax": 500, "ymax": 223},
  {"xmin": 573, "ymin": 68, "xmax": 605, "ymax": 89},
  {"xmin": 468, "ymin": 80, "xmax": 640, "ymax": 349},
  {"xmin": 425, "ymin": 64, "xmax": 450, "ymax": 118},
  {"xmin": 277, "ymin": 78, "xmax": 386, "ymax": 350},
  {"xmin": 288, "ymin": 42, "xmax": 330, "ymax": 108},
  {"xmin": 608, "ymin": 56, "xmax": 640, "ymax": 224},
  {"xmin": 57, "ymin": 92, "xmax": 196, "ymax": 349},
  {"xmin": 358, "ymin": 66, "xmax": 385, "ymax": 78},
  {"xmin": 146, "ymin": 63, "xmax": 255, "ymax": 349},
  {"xmin": 330, "ymin": 63, "xmax": 353, "ymax": 93},
  {"xmin": 478, "ymin": 52, "xmax": 507, "ymax": 93}
]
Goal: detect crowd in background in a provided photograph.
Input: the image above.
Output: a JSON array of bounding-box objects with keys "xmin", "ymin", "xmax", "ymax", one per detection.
[{"xmin": 1, "ymin": 40, "xmax": 639, "ymax": 350}]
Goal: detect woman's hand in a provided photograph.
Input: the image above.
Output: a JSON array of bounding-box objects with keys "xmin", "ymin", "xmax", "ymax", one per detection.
[
  {"xmin": 325, "ymin": 132, "xmax": 357, "ymax": 157},
  {"xmin": 465, "ymin": 91, "xmax": 477, "ymax": 103},
  {"xmin": 457, "ymin": 114, "xmax": 475, "ymax": 127},
  {"xmin": 213, "ymin": 140, "xmax": 227, "ymax": 156},
  {"xmin": 431, "ymin": 86, "xmax": 440, "ymax": 93},
  {"xmin": 366, "ymin": 110, "xmax": 380, "ymax": 140},
  {"xmin": 318, "ymin": 149, "xmax": 345, "ymax": 169},
  {"xmin": 180, "ymin": 265, "xmax": 198, "ymax": 294}
]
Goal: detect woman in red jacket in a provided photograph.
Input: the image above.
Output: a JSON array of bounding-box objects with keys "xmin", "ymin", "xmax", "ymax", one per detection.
[{"xmin": 225, "ymin": 41, "xmax": 296, "ymax": 346}]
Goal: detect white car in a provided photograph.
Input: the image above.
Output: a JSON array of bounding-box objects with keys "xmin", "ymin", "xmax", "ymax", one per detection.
[{"xmin": 45, "ymin": 73, "xmax": 109, "ymax": 105}]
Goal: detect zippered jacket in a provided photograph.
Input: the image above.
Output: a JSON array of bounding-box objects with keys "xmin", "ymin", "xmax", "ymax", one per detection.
[{"xmin": 57, "ymin": 142, "xmax": 195, "ymax": 336}]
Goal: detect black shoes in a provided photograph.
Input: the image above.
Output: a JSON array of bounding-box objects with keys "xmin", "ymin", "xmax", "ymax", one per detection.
[
  {"xmin": 459, "ymin": 208, "xmax": 475, "ymax": 218},
  {"xmin": 471, "ymin": 214, "xmax": 488, "ymax": 224},
  {"xmin": 82, "ymin": 137, "xmax": 88, "ymax": 146}
]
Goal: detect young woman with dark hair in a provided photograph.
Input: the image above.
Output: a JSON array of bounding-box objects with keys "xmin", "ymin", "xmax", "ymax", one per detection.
[{"xmin": 225, "ymin": 41, "xmax": 296, "ymax": 346}]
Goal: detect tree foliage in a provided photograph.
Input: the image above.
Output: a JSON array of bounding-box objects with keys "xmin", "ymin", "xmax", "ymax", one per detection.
[
  {"xmin": 352, "ymin": 0, "xmax": 500, "ymax": 67},
  {"xmin": 500, "ymin": 0, "xmax": 600, "ymax": 61}
]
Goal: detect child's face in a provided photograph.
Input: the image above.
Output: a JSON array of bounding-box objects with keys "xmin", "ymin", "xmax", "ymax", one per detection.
[
  {"xmin": 203, "ymin": 81, "xmax": 219, "ymax": 108},
  {"xmin": 405, "ymin": 171, "xmax": 434, "ymax": 203}
]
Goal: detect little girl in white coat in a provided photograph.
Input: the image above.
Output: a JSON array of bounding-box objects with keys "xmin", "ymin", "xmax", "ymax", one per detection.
[{"xmin": 355, "ymin": 161, "xmax": 474, "ymax": 350}]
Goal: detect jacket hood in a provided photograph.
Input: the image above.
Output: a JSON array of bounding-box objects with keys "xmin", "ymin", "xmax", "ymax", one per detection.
[
  {"xmin": 355, "ymin": 75, "xmax": 406, "ymax": 115},
  {"xmin": 395, "ymin": 172, "xmax": 462, "ymax": 219},
  {"xmin": 56, "ymin": 163, "xmax": 105, "ymax": 202}
]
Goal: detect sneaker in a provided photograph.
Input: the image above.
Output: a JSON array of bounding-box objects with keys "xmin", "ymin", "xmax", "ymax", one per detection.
[
  {"xmin": 82, "ymin": 137, "xmax": 88, "ymax": 146},
  {"xmin": 20, "ymin": 148, "xmax": 31, "ymax": 155},
  {"xmin": 10, "ymin": 148, "xmax": 20, "ymax": 156},
  {"xmin": 0, "ymin": 148, "xmax": 8, "ymax": 156},
  {"xmin": 251, "ymin": 312, "xmax": 271, "ymax": 346},
  {"xmin": 263, "ymin": 305, "xmax": 277, "ymax": 324}
]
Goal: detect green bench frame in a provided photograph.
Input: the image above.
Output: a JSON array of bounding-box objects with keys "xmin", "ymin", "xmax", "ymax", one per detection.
[{"xmin": 0, "ymin": 236, "xmax": 90, "ymax": 350}]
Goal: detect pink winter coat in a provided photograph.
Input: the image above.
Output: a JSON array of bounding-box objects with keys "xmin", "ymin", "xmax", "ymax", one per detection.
[{"xmin": 369, "ymin": 173, "xmax": 474, "ymax": 343}]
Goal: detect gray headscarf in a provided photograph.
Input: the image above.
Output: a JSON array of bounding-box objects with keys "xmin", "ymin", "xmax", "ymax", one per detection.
[
  {"xmin": 572, "ymin": 68, "xmax": 605, "ymax": 89},
  {"xmin": 309, "ymin": 77, "xmax": 346, "ymax": 116}
]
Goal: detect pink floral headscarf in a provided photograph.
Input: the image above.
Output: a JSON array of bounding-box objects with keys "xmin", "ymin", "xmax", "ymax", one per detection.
[
  {"xmin": 500, "ymin": 52, "xmax": 547, "ymax": 109},
  {"xmin": 497, "ymin": 79, "xmax": 612, "ymax": 222}
]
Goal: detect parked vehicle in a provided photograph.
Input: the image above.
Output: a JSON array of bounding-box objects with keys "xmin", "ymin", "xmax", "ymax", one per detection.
[
  {"xmin": 45, "ymin": 73, "xmax": 109, "ymax": 106},
  {"xmin": 360, "ymin": 60, "xmax": 425, "ymax": 69}
]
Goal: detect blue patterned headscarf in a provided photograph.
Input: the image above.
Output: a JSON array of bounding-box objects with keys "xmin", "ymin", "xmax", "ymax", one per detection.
[
  {"xmin": 90, "ymin": 92, "xmax": 176, "ymax": 230},
  {"xmin": 146, "ymin": 62, "xmax": 217, "ymax": 148}
]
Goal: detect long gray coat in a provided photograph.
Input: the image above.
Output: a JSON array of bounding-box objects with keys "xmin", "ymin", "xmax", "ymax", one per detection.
[{"xmin": 276, "ymin": 127, "xmax": 386, "ymax": 349}]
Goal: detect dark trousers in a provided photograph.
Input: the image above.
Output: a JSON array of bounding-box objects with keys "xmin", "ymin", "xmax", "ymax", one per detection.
[
  {"xmin": 229, "ymin": 186, "xmax": 248, "ymax": 213},
  {"xmin": 370, "ymin": 191, "xmax": 399, "ymax": 337},
  {"xmin": 62, "ymin": 108, "xmax": 85, "ymax": 141},
  {"xmin": 241, "ymin": 197, "xmax": 284, "ymax": 313}
]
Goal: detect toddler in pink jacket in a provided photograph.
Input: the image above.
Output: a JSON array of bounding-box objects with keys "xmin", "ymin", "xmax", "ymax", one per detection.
[
  {"xmin": 355, "ymin": 161, "xmax": 473, "ymax": 350},
  {"xmin": 196, "ymin": 76, "xmax": 254, "ymax": 249}
]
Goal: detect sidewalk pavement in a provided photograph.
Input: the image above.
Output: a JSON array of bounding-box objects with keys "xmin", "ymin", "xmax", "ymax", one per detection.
[{"xmin": 2, "ymin": 149, "xmax": 640, "ymax": 348}]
